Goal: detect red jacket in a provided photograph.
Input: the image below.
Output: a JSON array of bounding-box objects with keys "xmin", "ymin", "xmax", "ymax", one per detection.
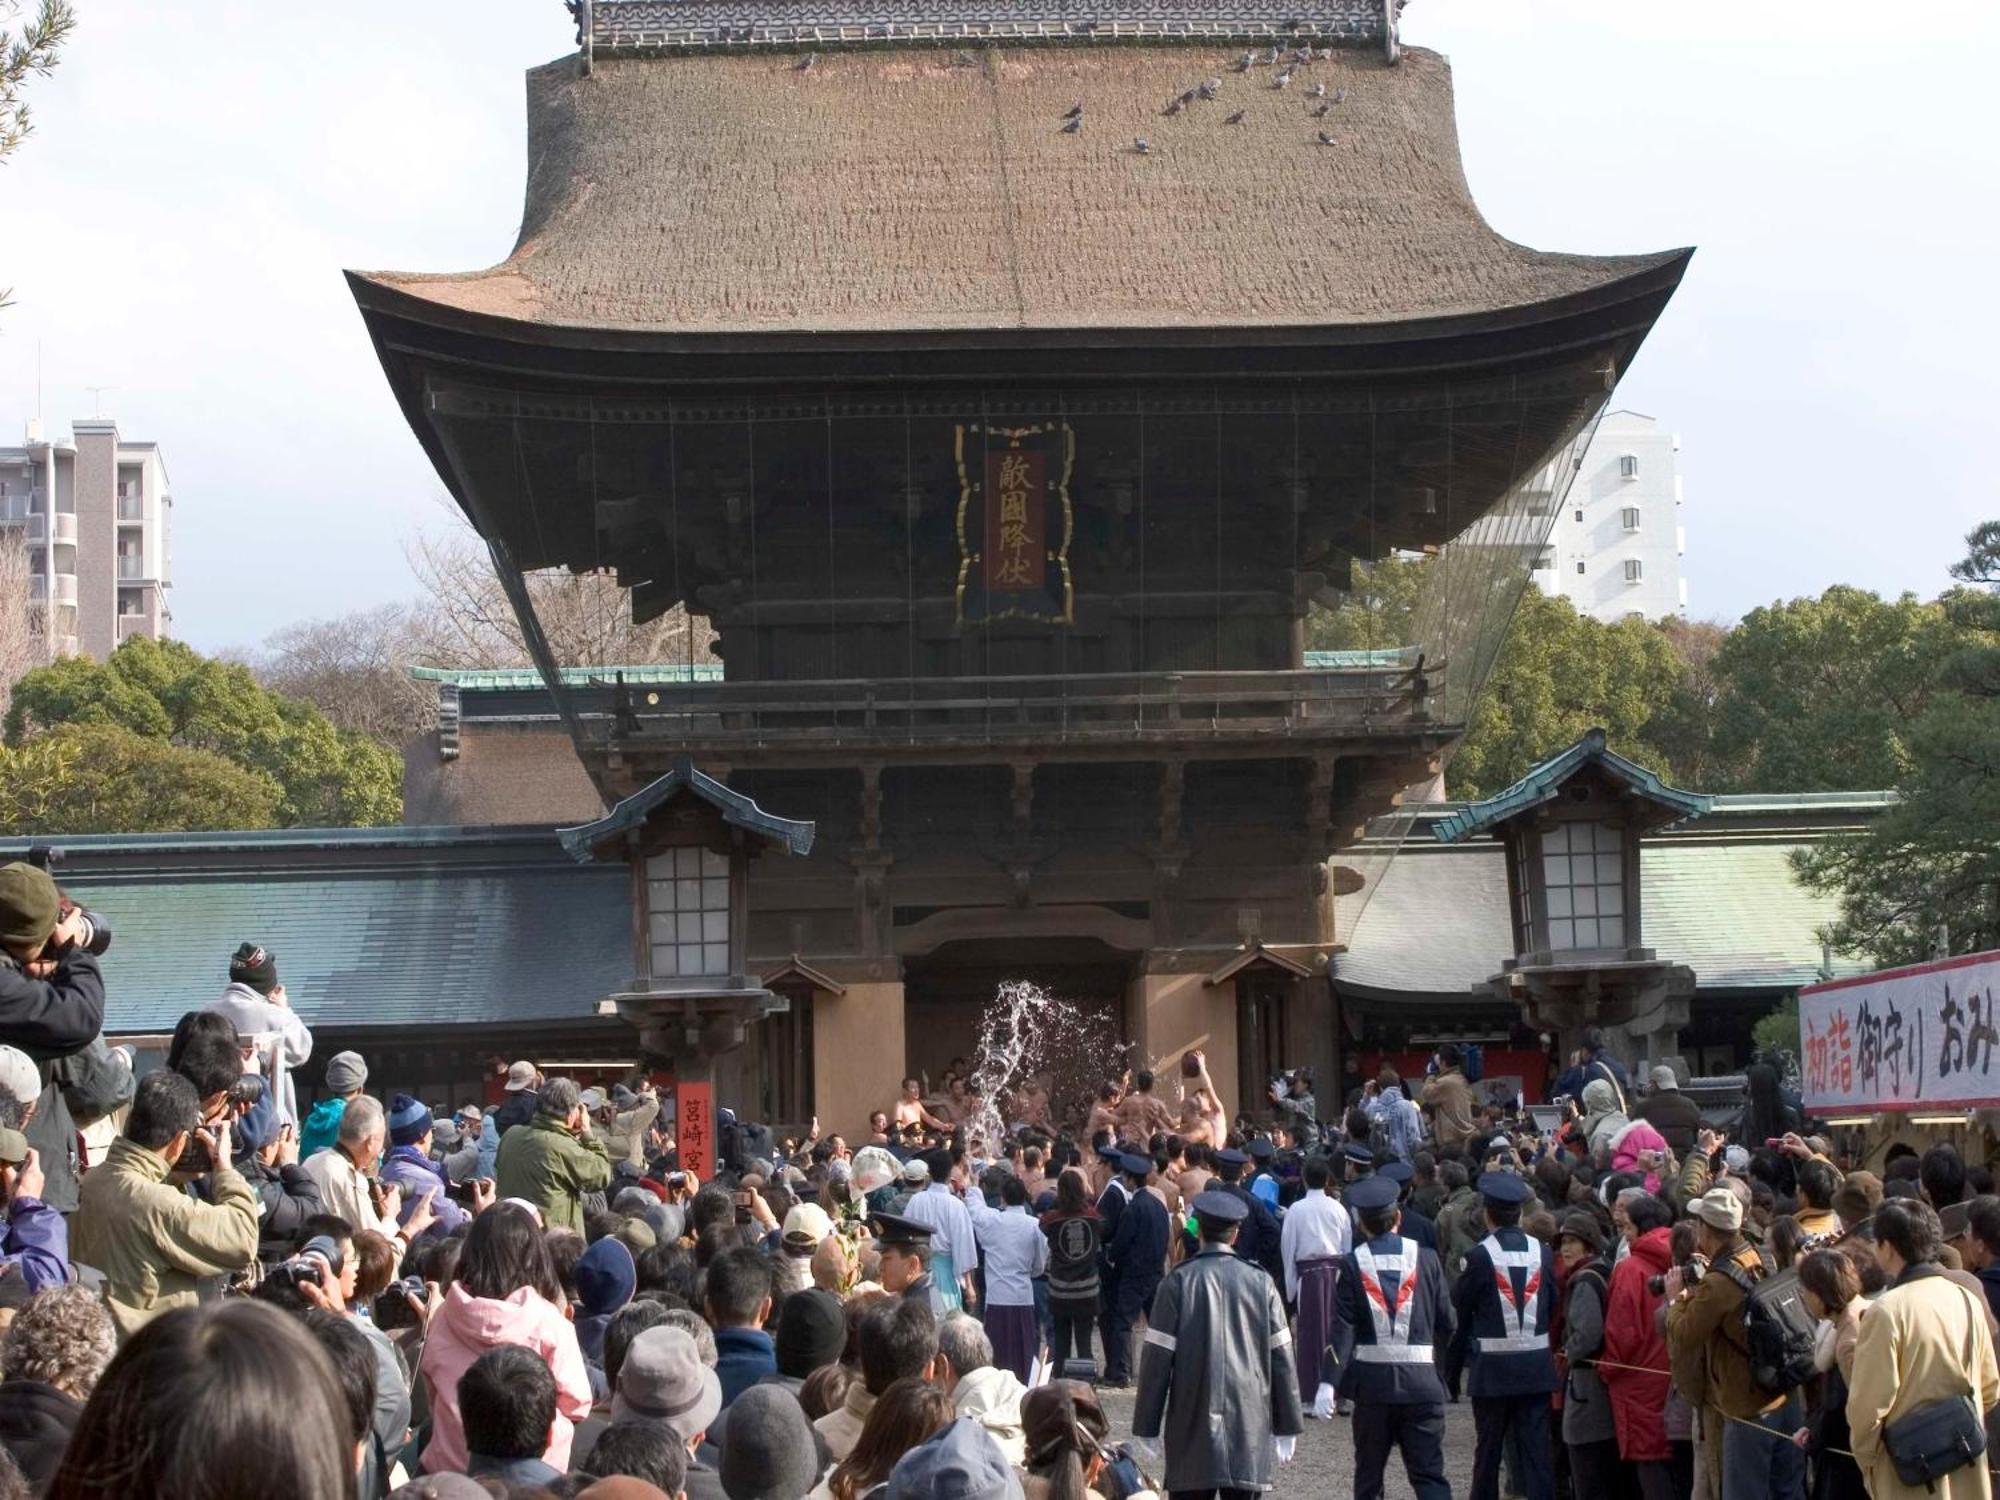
[{"xmin": 1601, "ymin": 1227, "xmax": 1672, "ymax": 1461}]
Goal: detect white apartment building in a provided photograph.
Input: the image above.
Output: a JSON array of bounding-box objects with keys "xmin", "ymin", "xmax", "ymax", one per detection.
[
  {"xmin": 1530, "ymin": 409, "xmax": 1686, "ymax": 623},
  {"xmin": 0, "ymin": 417, "xmax": 173, "ymax": 660}
]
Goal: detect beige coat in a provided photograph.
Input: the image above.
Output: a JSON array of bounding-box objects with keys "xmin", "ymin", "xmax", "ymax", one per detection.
[{"xmin": 1847, "ymin": 1268, "xmax": 2000, "ymax": 1500}]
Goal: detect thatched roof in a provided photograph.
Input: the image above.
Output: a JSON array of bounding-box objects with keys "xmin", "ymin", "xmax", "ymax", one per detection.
[{"xmin": 355, "ymin": 43, "xmax": 1685, "ymax": 336}]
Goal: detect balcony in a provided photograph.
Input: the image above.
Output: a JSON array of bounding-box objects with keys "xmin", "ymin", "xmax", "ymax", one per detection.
[
  {"xmin": 31, "ymin": 573, "xmax": 79, "ymax": 607},
  {"xmin": 561, "ymin": 663, "xmax": 1448, "ymax": 769},
  {"xmin": 117, "ymin": 614, "xmax": 151, "ymax": 641},
  {"xmin": 117, "ymin": 555, "xmax": 144, "ymax": 581},
  {"xmin": 117, "ymin": 492, "xmax": 144, "ymax": 521},
  {"xmin": 22, "ymin": 511, "xmax": 76, "ymax": 545}
]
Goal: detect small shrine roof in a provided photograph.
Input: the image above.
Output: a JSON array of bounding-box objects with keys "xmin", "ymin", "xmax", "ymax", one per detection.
[
  {"xmin": 1429, "ymin": 727, "xmax": 1713, "ymax": 846},
  {"xmin": 558, "ymin": 756, "xmax": 817, "ymax": 860}
]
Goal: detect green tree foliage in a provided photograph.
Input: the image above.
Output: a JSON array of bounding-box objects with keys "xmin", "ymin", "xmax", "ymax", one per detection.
[
  {"xmin": 4, "ymin": 638, "xmax": 400, "ymax": 828},
  {"xmin": 1445, "ymin": 588, "xmax": 1685, "ymax": 799},
  {"xmin": 1794, "ymin": 525, "xmax": 2000, "ymax": 965},
  {"xmin": 1703, "ymin": 587, "xmax": 1957, "ymax": 793},
  {"xmin": 1750, "ymin": 994, "xmax": 1802, "ymax": 1060},
  {"xmin": 1304, "ymin": 555, "xmax": 1428, "ymax": 653},
  {"xmin": 0, "ymin": 725, "xmax": 279, "ymax": 833}
]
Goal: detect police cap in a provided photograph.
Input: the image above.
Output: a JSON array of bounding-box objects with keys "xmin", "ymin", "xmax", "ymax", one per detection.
[
  {"xmin": 1345, "ymin": 1175, "xmax": 1400, "ymax": 1213},
  {"xmin": 1477, "ymin": 1171, "xmax": 1533, "ymax": 1207},
  {"xmin": 1190, "ymin": 1190, "xmax": 1248, "ymax": 1224}
]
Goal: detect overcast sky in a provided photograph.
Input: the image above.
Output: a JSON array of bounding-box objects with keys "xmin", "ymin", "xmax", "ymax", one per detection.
[{"xmin": 2, "ymin": 0, "xmax": 1995, "ymax": 653}]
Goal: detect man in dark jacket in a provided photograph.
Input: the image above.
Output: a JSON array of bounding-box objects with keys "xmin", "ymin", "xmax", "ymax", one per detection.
[
  {"xmin": 494, "ymin": 1060, "xmax": 542, "ymax": 1135},
  {"xmin": 1133, "ymin": 1191, "xmax": 1303, "ymax": 1491},
  {"xmin": 1319, "ymin": 1174, "xmax": 1454, "ymax": 1500},
  {"xmin": 1213, "ymin": 1146, "xmax": 1284, "ymax": 1282},
  {"xmin": 1552, "ymin": 1029, "xmax": 1632, "ymax": 1105},
  {"xmin": 1101, "ymin": 1153, "xmax": 1169, "ymax": 1386},
  {"xmin": 1447, "ymin": 1172, "xmax": 1558, "ymax": 1500},
  {"xmin": 705, "ymin": 1246, "xmax": 776, "ymax": 1410},
  {"xmin": 0, "ymin": 863, "xmax": 116, "ymax": 1215},
  {"xmin": 236, "ymin": 1122, "xmax": 324, "ymax": 1264},
  {"xmin": 1632, "ymin": 1064, "xmax": 1704, "ymax": 1155}
]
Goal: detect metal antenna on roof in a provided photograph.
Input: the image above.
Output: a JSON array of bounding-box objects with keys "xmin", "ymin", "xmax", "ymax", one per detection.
[{"xmin": 84, "ymin": 385, "xmax": 114, "ymax": 417}]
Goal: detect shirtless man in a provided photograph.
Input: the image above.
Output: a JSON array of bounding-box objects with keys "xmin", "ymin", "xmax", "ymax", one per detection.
[
  {"xmin": 1174, "ymin": 1050, "xmax": 1228, "ymax": 1148},
  {"xmin": 893, "ymin": 1077, "xmax": 952, "ymax": 1139},
  {"xmin": 1115, "ymin": 1069, "xmax": 1178, "ymax": 1146},
  {"xmin": 1012, "ymin": 1071, "xmax": 1053, "ymax": 1134},
  {"xmin": 1085, "ymin": 1082, "xmax": 1123, "ymax": 1146}
]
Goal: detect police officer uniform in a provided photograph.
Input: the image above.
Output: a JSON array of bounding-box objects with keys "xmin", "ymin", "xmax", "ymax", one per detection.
[
  {"xmin": 1102, "ymin": 1152, "xmax": 1170, "ymax": 1386},
  {"xmin": 1446, "ymin": 1172, "xmax": 1557, "ymax": 1500},
  {"xmin": 1212, "ymin": 1148, "xmax": 1283, "ymax": 1282},
  {"xmin": 869, "ymin": 1212, "xmax": 941, "ymax": 1313},
  {"xmin": 1320, "ymin": 1174, "xmax": 1453, "ymax": 1500},
  {"xmin": 1378, "ymin": 1159, "xmax": 1439, "ymax": 1254},
  {"xmin": 1134, "ymin": 1192, "xmax": 1304, "ymax": 1499}
]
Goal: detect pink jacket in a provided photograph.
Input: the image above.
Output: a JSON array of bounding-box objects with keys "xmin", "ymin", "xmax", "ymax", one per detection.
[
  {"xmin": 1611, "ymin": 1121, "xmax": 1669, "ymax": 1193},
  {"xmin": 419, "ymin": 1283, "xmax": 594, "ymax": 1475}
]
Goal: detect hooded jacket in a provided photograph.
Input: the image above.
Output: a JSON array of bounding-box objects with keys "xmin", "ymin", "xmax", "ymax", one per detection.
[
  {"xmin": 952, "ymin": 1365, "xmax": 1028, "ymax": 1464},
  {"xmin": 206, "ymin": 982, "xmax": 313, "ymax": 1127},
  {"xmin": 69, "ymin": 1136, "xmax": 259, "ymax": 1339},
  {"xmin": 492, "ymin": 1112, "xmax": 612, "ymax": 1235},
  {"xmin": 1602, "ymin": 1225, "xmax": 1672, "ymax": 1461},
  {"xmin": 299, "ymin": 1096, "xmax": 349, "ymax": 1160},
  {"xmin": 418, "ymin": 1282, "xmax": 593, "ymax": 1475},
  {"xmin": 1582, "ymin": 1079, "xmax": 1632, "ymax": 1158}
]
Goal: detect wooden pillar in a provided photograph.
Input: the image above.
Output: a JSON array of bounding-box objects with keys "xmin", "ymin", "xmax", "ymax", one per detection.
[{"xmin": 811, "ymin": 980, "xmax": 906, "ymax": 1140}]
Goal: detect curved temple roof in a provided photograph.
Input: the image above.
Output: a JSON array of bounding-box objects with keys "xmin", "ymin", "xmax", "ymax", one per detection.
[{"xmin": 353, "ymin": 40, "xmax": 1687, "ymax": 337}]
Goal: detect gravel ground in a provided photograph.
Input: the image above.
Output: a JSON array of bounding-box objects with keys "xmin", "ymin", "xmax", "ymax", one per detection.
[{"xmin": 1095, "ymin": 1387, "xmax": 1483, "ymax": 1499}]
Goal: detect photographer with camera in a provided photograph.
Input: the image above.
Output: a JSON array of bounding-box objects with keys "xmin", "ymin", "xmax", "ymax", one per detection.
[
  {"xmin": 1419, "ymin": 1044, "xmax": 1477, "ymax": 1156},
  {"xmin": 207, "ymin": 942, "xmax": 313, "ymax": 1130},
  {"xmin": 302, "ymin": 1093, "xmax": 439, "ymax": 1247},
  {"xmin": 1665, "ymin": 1186, "xmax": 1807, "ymax": 1500},
  {"xmin": 381, "ymin": 1093, "xmax": 491, "ymax": 1241},
  {"xmin": 494, "ymin": 1077, "xmax": 612, "ymax": 1236},
  {"xmin": 71, "ymin": 1068, "xmax": 259, "ymax": 1338},
  {"xmin": 0, "ymin": 1121, "xmax": 67, "ymax": 1293},
  {"xmin": 0, "ymin": 861, "xmax": 127, "ymax": 1216}
]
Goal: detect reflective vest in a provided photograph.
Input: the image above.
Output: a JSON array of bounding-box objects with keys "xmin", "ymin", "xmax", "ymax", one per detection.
[
  {"xmin": 1476, "ymin": 1233, "xmax": 1548, "ymax": 1354},
  {"xmin": 1353, "ymin": 1237, "xmax": 1431, "ymax": 1364}
]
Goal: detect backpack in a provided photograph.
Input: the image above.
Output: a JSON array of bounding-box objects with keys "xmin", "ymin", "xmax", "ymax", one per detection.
[
  {"xmin": 1461, "ymin": 1044, "xmax": 1485, "ymax": 1085},
  {"xmin": 1721, "ymin": 1261, "xmax": 1819, "ymax": 1394}
]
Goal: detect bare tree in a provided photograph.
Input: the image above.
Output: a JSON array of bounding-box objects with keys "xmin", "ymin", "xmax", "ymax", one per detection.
[
  {"xmin": 403, "ymin": 515, "xmax": 715, "ymax": 671},
  {"xmin": 0, "ymin": 528, "xmax": 48, "ymax": 721},
  {"xmin": 259, "ymin": 603, "xmax": 436, "ymax": 743}
]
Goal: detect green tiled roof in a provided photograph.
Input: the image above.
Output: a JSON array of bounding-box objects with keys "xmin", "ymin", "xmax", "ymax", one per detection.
[
  {"xmin": 1335, "ymin": 835, "xmax": 1872, "ymax": 999},
  {"xmin": 1302, "ymin": 648, "xmax": 1419, "ymax": 669},
  {"xmin": 410, "ymin": 665, "xmax": 723, "ymax": 690},
  {"xmin": 561, "ymin": 757, "xmax": 816, "ymax": 861},
  {"xmin": 43, "ymin": 858, "xmax": 632, "ymax": 1035},
  {"xmin": 1431, "ymin": 727, "xmax": 1712, "ymax": 845}
]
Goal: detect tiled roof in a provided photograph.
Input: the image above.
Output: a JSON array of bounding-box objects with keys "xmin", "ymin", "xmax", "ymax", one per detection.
[
  {"xmin": 9, "ymin": 835, "xmax": 631, "ymax": 1035},
  {"xmin": 411, "ymin": 665, "xmax": 724, "ymax": 690},
  {"xmin": 1335, "ymin": 831, "xmax": 1875, "ymax": 1000},
  {"xmin": 560, "ymin": 757, "xmax": 817, "ymax": 860},
  {"xmin": 585, "ymin": 0, "xmax": 1396, "ymax": 52},
  {"xmin": 1430, "ymin": 727, "xmax": 1712, "ymax": 845},
  {"xmin": 356, "ymin": 45, "xmax": 1686, "ymax": 334}
]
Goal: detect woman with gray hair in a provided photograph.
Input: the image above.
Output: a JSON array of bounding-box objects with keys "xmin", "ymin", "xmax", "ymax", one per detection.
[{"xmin": 0, "ymin": 1285, "xmax": 116, "ymax": 1492}]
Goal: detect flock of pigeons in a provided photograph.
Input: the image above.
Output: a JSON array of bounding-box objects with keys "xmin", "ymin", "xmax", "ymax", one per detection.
[
  {"xmin": 787, "ymin": 41, "xmax": 1357, "ymax": 158},
  {"xmin": 1066, "ymin": 43, "xmax": 1355, "ymax": 156}
]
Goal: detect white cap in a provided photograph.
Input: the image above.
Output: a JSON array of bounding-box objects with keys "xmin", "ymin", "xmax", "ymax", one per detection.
[
  {"xmin": 783, "ymin": 1202, "xmax": 834, "ymax": 1247},
  {"xmin": 0, "ymin": 1046, "xmax": 38, "ymax": 1107},
  {"xmin": 902, "ymin": 1157, "xmax": 931, "ymax": 1184}
]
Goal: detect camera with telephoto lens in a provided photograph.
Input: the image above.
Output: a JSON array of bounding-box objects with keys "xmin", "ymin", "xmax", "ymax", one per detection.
[
  {"xmin": 1651, "ymin": 1258, "xmax": 1707, "ymax": 1296},
  {"xmin": 23, "ymin": 847, "xmax": 112, "ymax": 958},
  {"xmin": 267, "ymin": 1236, "xmax": 342, "ymax": 1297}
]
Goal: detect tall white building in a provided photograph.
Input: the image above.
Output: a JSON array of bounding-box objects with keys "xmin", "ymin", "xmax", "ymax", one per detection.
[
  {"xmin": 1531, "ymin": 409, "xmax": 1685, "ymax": 622},
  {"xmin": 0, "ymin": 417, "xmax": 174, "ymax": 660}
]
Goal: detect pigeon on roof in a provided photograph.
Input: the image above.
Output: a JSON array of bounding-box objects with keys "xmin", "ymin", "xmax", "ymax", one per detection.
[
  {"xmin": 1060, "ymin": 115, "xmax": 1081, "ymax": 134},
  {"xmin": 1134, "ymin": 136, "xmax": 1151, "ymax": 154},
  {"xmin": 1224, "ymin": 109, "xmax": 1245, "ymax": 124},
  {"xmin": 794, "ymin": 52, "xmax": 816, "ymax": 72},
  {"xmin": 1064, "ymin": 101, "xmax": 1083, "ymax": 119}
]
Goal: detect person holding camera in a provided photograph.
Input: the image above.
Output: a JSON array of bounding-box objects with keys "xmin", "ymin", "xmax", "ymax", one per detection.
[
  {"xmin": 0, "ymin": 862, "xmax": 121, "ymax": 1217},
  {"xmin": 381, "ymin": 1094, "xmax": 490, "ymax": 1241},
  {"xmin": 71, "ymin": 1068, "xmax": 259, "ymax": 1338},
  {"xmin": 1419, "ymin": 1045, "xmax": 1477, "ymax": 1156},
  {"xmin": 493, "ymin": 1076, "xmax": 613, "ymax": 1236},
  {"xmin": 1665, "ymin": 1186, "xmax": 1806, "ymax": 1500},
  {"xmin": 0, "ymin": 1122, "xmax": 67, "ymax": 1293},
  {"xmin": 302, "ymin": 1093, "xmax": 440, "ymax": 1248},
  {"xmin": 207, "ymin": 942, "xmax": 314, "ymax": 1130}
]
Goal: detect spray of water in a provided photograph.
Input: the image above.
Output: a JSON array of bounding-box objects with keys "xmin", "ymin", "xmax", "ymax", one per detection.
[{"xmin": 964, "ymin": 980, "xmax": 1124, "ymax": 1158}]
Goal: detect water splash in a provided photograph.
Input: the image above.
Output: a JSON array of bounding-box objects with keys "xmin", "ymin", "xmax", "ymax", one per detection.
[{"xmin": 964, "ymin": 980, "xmax": 1124, "ymax": 1157}]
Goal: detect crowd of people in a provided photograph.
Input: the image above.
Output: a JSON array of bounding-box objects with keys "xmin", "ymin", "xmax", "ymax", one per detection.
[{"xmin": 5, "ymin": 856, "xmax": 2000, "ymax": 1500}]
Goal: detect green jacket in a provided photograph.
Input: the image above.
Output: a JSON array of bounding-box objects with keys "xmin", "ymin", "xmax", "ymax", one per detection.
[
  {"xmin": 71, "ymin": 1136, "xmax": 260, "ymax": 1340},
  {"xmin": 493, "ymin": 1113, "xmax": 612, "ymax": 1234},
  {"xmin": 1435, "ymin": 1186, "xmax": 1485, "ymax": 1281}
]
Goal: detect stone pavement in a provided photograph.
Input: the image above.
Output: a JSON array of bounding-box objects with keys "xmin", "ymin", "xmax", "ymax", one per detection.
[{"xmin": 1096, "ymin": 1387, "xmax": 1483, "ymax": 1499}]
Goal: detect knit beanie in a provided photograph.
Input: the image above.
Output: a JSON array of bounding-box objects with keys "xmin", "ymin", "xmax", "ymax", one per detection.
[
  {"xmin": 719, "ymin": 1384, "xmax": 823, "ymax": 1500},
  {"xmin": 228, "ymin": 942, "xmax": 279, "ymax": 993},
  {"xmin": 387, "ymin": 1093, "xmax": 432, "ymax": 1147},
  {"xmin": 0, "ymin": 864, "xmax": 59, "ymax": 954},
  {"xmin": 773, "ymin": 1288, "xmax": 845, "ymax": 1379}
]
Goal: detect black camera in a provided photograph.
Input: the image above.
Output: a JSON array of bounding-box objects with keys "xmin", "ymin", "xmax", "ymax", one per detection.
[
  {"xmin": 229, "ymin": 1075, "xmax": 266, "ymax": 1112},
  {"xmin": 373, "ymin": 1274, "xmax": 428, "ymax": 1332}
]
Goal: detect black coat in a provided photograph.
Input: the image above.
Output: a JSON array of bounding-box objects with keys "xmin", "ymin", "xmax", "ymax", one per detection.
[
  {"xmin": 0, "ymin": 1378, "xmax": 81, "ymax": 1495},
  {"xmin": 240, "ymin": 1156, "xmax": 326, "ymax": 1263},
  {"xmin": 1219, "ymin": 1181, "xmax": 1284, "ymax": 1281},
  {"xmin": 1633, "ymin": 1089, "xmax": 1705, "ymax": 1155},
  {"xmin": 1105, "ymin": 1187, "xmax": 1171, "ymax": 1292},
  {"xmin": 1326, "ymin": 1232, "xmax": 1455, "ymax": 1405},
  {"xmin": 494, "ymin": 1088, "xmax": 540, "ymax": 1135},
  {"xmin": 1, "ymin": 950, "xmax": 115, "ymax": 1214}
]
